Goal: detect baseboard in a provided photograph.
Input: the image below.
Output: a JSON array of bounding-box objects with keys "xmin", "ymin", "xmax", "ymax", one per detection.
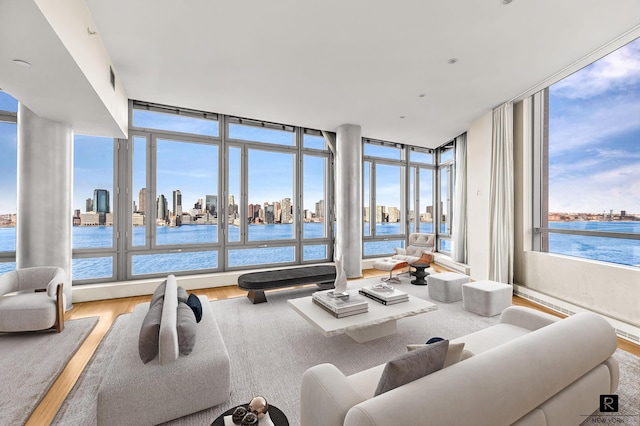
[
  {"xmin": 514, "ymin": 284, "xmax": 640, "ymax": 345},
  {"xmin": 432, "ymin": 254, "xmax": 470, "ymax": 275}
]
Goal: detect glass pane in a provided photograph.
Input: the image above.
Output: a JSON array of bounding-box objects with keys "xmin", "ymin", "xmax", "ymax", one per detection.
[
  {"xmin": 364, "ymin": 143, "xmax": 401, "ymax": 160},
  {"xmin": 0, "ymin": 262, "xmax": 16, "ymax": 274},
  {"xmin": 227, "ymin": 147, "xmax": 241, "ymax": 243},
  {"xmin": 303, "ymin": 244, "xmax": 327, "ymax": 261},
  {"xmin": 439, "ymin": 238, "xmax": 452, "ymax": 252},
  {"xmin": 440, "ymin": 147, "xmax": 454, "ymax": 163},
  {"xmin": 247, "ymin": 149, "xmax": 294, "ymax": 241},
  {"xmin": 363, "ymin": 161, "xmax": 371, "ymax": 236},
  {"xmin": 0, "ymin": 122, "xmax": 17, "ymax": 252},
  {"xmin": 133, "ymin": 109, "xmax": 218, "ymax": 137},
  {"xmin": 409, "ymin": 167, "xmax": 415, "ymax": 234},
  {"xmin": 132, "ymin": 136, "xmax": 147, "ymax": 246},
  {"xmin": 156, "ymin": 139, "xmax": 218, "ymax": 245},
  {"xmin": 440, "ymin": 167, "xmax": 449, "ymax": 234},
  {"xmin": 410, "ymin": 150, "xmax": 433, "ymax": 164},
  {"xmin": 73, "ymin": 257, "xmax": 113, "ymax": 280},
  {"xmin": 364, "ymin": 240, "xmax": 405, "ymax": 256},
  {"xmin": 303, "ymin": 155, "xmax": 326, "ymax": 238},
  {"xmin": 419, "ymin": 168, "xmax": 434, "ymax": 233},
  {"xmin": 303, "ymin": 133, "xmax": 325, "ymax": 150},
  {"xmin": 229, "ymin": 123, "xmax": 294, "ymax": 146},
  {"xmin": 0, "ymin": 91, "xmax": 18, "ymax": 112},
  {"xmin": 132, "ymin": 251, "xmax": 218, "ymax": 275},
  {"xmin": 73, "ymin": 135, "xmax": 114, "ymax": 249},
  {"xmin": 228, "ymin": 246, "xmax": 295, "ymax": 267},
  {"xmin": 376, "ymin": 164, "xmax": 403, "ymax": 234}
]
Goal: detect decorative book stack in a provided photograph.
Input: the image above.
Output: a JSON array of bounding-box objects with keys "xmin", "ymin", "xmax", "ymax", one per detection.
[
  {"xmin": 358, "ymin": 285, "xmax": 409, "ymax": 305},
  {"xmin": 312, "ymin": 290, "xmax": 369, "ymax": 318}
]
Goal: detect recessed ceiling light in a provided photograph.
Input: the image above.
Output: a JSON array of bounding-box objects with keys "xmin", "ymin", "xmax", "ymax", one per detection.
[
  {"xmin": 400, "ymin": 116, "xmax": 406, "ymax": 119},
  {"xmin": 418, "ymin": 94, "xmax": 426, "ymax": 98},
  {"xmin": 502, "ymin": 0, "xmax": 513, "ymax": 4},
  {"xmin": 447, "ymin": 58, "xmax": 458, "ymax": 65},
  {"xmin": 13, "ymin": 59, "xmax": 31, "ymax": 67}
]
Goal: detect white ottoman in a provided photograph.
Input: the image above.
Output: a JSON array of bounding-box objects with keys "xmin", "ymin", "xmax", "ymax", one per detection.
[
  {"xmin": 462, "ymin": 280, "xmax": 512, "ymax": 316},
  {"xmin": 427, "ymin": 272, "xmax": 470, "ymax": 303}
]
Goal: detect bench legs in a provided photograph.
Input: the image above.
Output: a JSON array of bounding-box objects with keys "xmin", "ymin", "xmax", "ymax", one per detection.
[{"xmin": 247, "ymin": 290, "xmax": 268, "ymax": 304}]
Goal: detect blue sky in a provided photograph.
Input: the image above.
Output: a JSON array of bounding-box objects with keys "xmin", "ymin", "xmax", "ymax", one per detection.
[{"xmin": 548, "ymin": 37, "xmax": 640, "ymax": 214}]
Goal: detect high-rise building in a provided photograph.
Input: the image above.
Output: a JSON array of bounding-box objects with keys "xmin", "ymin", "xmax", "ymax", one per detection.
[
  {"xmin": 315, "ymin": 200, "xmax": 324, "ymax": 218},
  {"xmin": 281, "ymin": 198, "xmax": 292, "ymax": 223},
  {"xmin": 86, "ymin": 198, "xmax": 93, "ymax": 213},
  {"xmin": 265, "ymin": 203, "xmax": 275, "ymax": 224},
  {"xmin": 94, "ymin": 189, "xmax": 110, "ymax": 213},
  {"xmin": 157, "ymin": 195, "xmax": 168, "ymax": 221},
  {"xmin": 376, "ymin": 205, "xmax": 386, "ymax": 223},
  {"xmin": 173, "ymin": 190, "xmax": 182, "ymax": 216},
  {"xmin": 206, "ymin": 195, "xmax": 217, "ymax": 217},
  {"xmin": 138, "ymin": 188, "xmax": 146, "ymax": 214},
  {"xmin": 388, "ymin": 206, "xmax": 400, "ymax": 223}
]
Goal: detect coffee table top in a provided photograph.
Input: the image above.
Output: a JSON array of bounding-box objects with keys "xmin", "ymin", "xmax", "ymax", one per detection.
[
  {"xmin": 287, "ymin": 289, "xmax": 437, "ymax": 337},
  {"xmin": 210, "ymin": 404, "xmax": 288, "ymax": 426}
]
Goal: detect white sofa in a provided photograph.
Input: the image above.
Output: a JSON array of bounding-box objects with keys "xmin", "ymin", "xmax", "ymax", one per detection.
[
  {"xmin": 301, "ymin": 306, "xmax": 619, "ymax": 426},
  {"xmin": 97, "ymin": 275, "xmax": 231, "ymax": 425}
]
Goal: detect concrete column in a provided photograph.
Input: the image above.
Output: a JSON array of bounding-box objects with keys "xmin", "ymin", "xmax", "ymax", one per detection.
[
  {"xmin": 17, "ymin": 104, "xmax": 73, "ymax": 309},
  {"xmin": 335, "ymin": 124, "xmax": 362, "ymax": 278}
]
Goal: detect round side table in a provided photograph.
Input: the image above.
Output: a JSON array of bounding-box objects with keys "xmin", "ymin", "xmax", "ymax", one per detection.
[
  {"xmin": 211, "ymin": 404, "xmax": 289, "ymax": 426},
  {"xmin": 411, "ymin": 263, "xmax": 430, "ymax": 285}
]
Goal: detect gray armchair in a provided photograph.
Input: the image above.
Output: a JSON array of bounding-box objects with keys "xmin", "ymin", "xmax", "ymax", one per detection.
[{"xmin": 0, "ymin": 266, "xmax": 66, "ymax": 333}]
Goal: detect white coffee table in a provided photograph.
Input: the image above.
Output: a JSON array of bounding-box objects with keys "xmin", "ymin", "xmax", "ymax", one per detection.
[{"xmin": 287, "ymin": 290, "xmax": 438, "ymax": 343}]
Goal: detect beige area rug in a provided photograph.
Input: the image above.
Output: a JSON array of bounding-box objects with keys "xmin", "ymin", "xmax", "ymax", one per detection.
[
  {"xmin": 0, "ymin": 316, "xmax": 99, "ymax": 425},
  {"xmin": 54, "ymin": 277, "xmax": 639, "ymax": 425}
]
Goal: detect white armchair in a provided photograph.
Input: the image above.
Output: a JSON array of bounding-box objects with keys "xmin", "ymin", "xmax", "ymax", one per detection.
[
  {"xmin": 372, "ymin": 233, "xmax": 435, "ymax": 283},
  {"xmin": 0, "ymin": 266, "xmax": 67, "ymax": 333}
]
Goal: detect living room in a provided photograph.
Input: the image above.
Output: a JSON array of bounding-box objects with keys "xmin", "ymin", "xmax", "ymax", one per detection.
[{"xmin": 1, "ymin": 1, "xmax": 639, "ymax": 425}]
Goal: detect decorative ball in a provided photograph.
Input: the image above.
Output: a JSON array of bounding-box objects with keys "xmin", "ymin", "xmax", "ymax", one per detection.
[
  {"xmin": 248, "ymin": 396, "xmax": 269, "ymax": 419},
  {"xmin": 241, "ymin": 412, "xmax": 258, "ymax": 426},
  {"xmin": 231, "ymin": 406, "xmax": 247, "ymax": 424}
]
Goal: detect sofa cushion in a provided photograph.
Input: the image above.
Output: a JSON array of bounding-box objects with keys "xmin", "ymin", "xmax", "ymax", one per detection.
[
  {"xmin": 186, "ymin": 293, "xmax": 203, "ymax": 323},
  {"xmin": 138, "ymin": 296, "xmax": 164, "ymax": 363},
  {"xmin": 150, "ymin": 280, "xmax": 167, "ymax": 306},
  {"xmin": 176, "ymin": 302, "xmax": 197, "ymax": 355},
  {"xmin": 158, "ymin": 275, "xmax": 179, "ymax": 365},
  {"xmin": 374, "ymin": 339, "xmax": 448, "ymax": 396},
  {"xmin": 177, "ymin": 286, "xmax": 188, "ymax": 303},
  {"xmin": 407, "ymin": 341, "xmax": 465, "ymax": 368}
]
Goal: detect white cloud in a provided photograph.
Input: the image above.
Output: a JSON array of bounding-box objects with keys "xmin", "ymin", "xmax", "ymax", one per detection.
[
  {"xmin": 551, "ymin": 38, "xmax": 640, "ymax": 100},
  {"xmin": 549, "ymin": 160, "xmax": 640, "ymax": 213}
]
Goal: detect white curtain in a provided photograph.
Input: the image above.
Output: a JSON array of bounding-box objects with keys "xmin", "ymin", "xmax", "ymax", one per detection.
[
  {"xmin": 489, "ymin": 103, "xmax": 514, "ymax": 284},
  {"xmin": 452, "ymin": 133, "xmax": 467, "ymax": 264}
]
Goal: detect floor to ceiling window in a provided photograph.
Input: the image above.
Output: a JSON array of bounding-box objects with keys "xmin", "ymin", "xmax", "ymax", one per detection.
[
  {"xmin": 0, "ymin": 91, "xmax": 17, "ymax": 274},
  {"xmin": 363, "ymin": 140, "xmax": 406, "ymax": 256},
  {"xmin": 534, "ymin": 37, "xmax": 640, "ymax": 268},
  {"xmin": 72, "ymin": 135, "xmax": 117, "ymax": 281},
  {"xmin": 409, "ymin": 147, "xmax": 435, "ymax": 234},
  {"xmin": 437, "ymin": 142, "xmax": 455, "ymax": 254}
]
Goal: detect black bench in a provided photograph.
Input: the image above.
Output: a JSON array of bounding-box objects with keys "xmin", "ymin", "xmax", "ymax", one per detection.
[{"xmin": 237, "ymin": 265, "xmax": 336, "ymax": 304}]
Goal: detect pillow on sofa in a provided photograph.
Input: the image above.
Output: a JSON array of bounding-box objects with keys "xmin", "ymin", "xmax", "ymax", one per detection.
[
  {"xmin": 186, "ymin": 293, "xmax": 203, "ymax": 323},
  {"xmin": 150, "ymin": 280, "xmax": 167, "ymax": 306},
  {"xmin": 138, "ymin": 296, "xmax": 164, "ymax": 363},
  {"xmin": 177, "ymin": 286, "xmax": 188, "ymax": 304},
  {"xmin": 176, "ymin": 302, "xmax": 197, "ymax": 355},
  {"xmin": 407, "ymin": 341, "xmax": 465, "ymax": 368},
  {"xmin": 375, "ymin": 339, "xmax": 448, "ymax": 396}
]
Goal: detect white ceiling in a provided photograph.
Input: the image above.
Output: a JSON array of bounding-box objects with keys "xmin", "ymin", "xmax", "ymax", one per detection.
[{"xmin": 3, "ymin": 1, "xmax": 640, "ymax": 148}]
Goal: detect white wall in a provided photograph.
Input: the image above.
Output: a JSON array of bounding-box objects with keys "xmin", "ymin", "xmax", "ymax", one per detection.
[{"xmin": 465, "ymin": 111, "xmax": 492, "ymax": 281}]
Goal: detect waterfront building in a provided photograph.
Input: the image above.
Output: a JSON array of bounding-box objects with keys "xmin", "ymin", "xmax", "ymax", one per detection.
[
  {"xmin": 205, "ymin": 195, "xmax": 217, "ymax": 218},
  {"xmin": 138, "ymin": 188, "xmax": 146, "ymax": 214},
  {"xmin": 93, "ymin": 189, "xmax": 110, "ymax": 214},
  {"xmin": 86, "ymin": 198, "xmax": 93, "ymax": 213},
  {"xmin": 173, "ymin": 190, "xmax": 182, "ymax": 216},
  {"xmin": 157, "ymin": 195, "xmax": 168, "ymax": 221}
]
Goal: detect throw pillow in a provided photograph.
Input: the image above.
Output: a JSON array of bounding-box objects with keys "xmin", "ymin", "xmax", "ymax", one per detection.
[
  {"xmin": 177, "ymin": 286, "xmax": 188, "ymax": 303},
  {"xmin": 138, "ymin": 296, "xmax": 164, "ymax": 363},
  {"xmin": 394, "ymin": 247, "xmax": 407, "ymax": 255},
  {"xmin": 406, "ymin": 341, "xmax": 466, "ymax": 368},
  {"xmin": 150, "ymin": 280, "xmax": 167, "ymax": 306},
  {"xmin": 186, "ymin": 293, "xmax": 203, "ymax": 323},
  {"xmin": 176, "ymin": 302, "xmax": 197, "ymax": 355},
  {"xmin": 375, "ymin": 339, "xmax": 448, "ymax": 396}
]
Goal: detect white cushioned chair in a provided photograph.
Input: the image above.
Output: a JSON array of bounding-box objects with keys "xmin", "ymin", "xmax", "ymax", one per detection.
[
  {"xmin": 372, "ymin": 233, "xmax": 435, "ymax": 283},
  {"xmin": 0, "ymin": 266, "xmax": 66, "ymax": 333}
]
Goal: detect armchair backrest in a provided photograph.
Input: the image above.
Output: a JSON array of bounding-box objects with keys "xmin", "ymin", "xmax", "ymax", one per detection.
[
  {"xmin": 408, "ymin": 233, "xmax": 435, "ymax": 250},
  {"xmin": 0, "ymin": 267, "xmax": 66, "ymax": 296}
]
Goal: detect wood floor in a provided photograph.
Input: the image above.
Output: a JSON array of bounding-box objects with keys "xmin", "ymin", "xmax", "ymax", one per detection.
[{"xmin": 26, "ymin": 266, "xmax": 640, "ymax": 425}]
